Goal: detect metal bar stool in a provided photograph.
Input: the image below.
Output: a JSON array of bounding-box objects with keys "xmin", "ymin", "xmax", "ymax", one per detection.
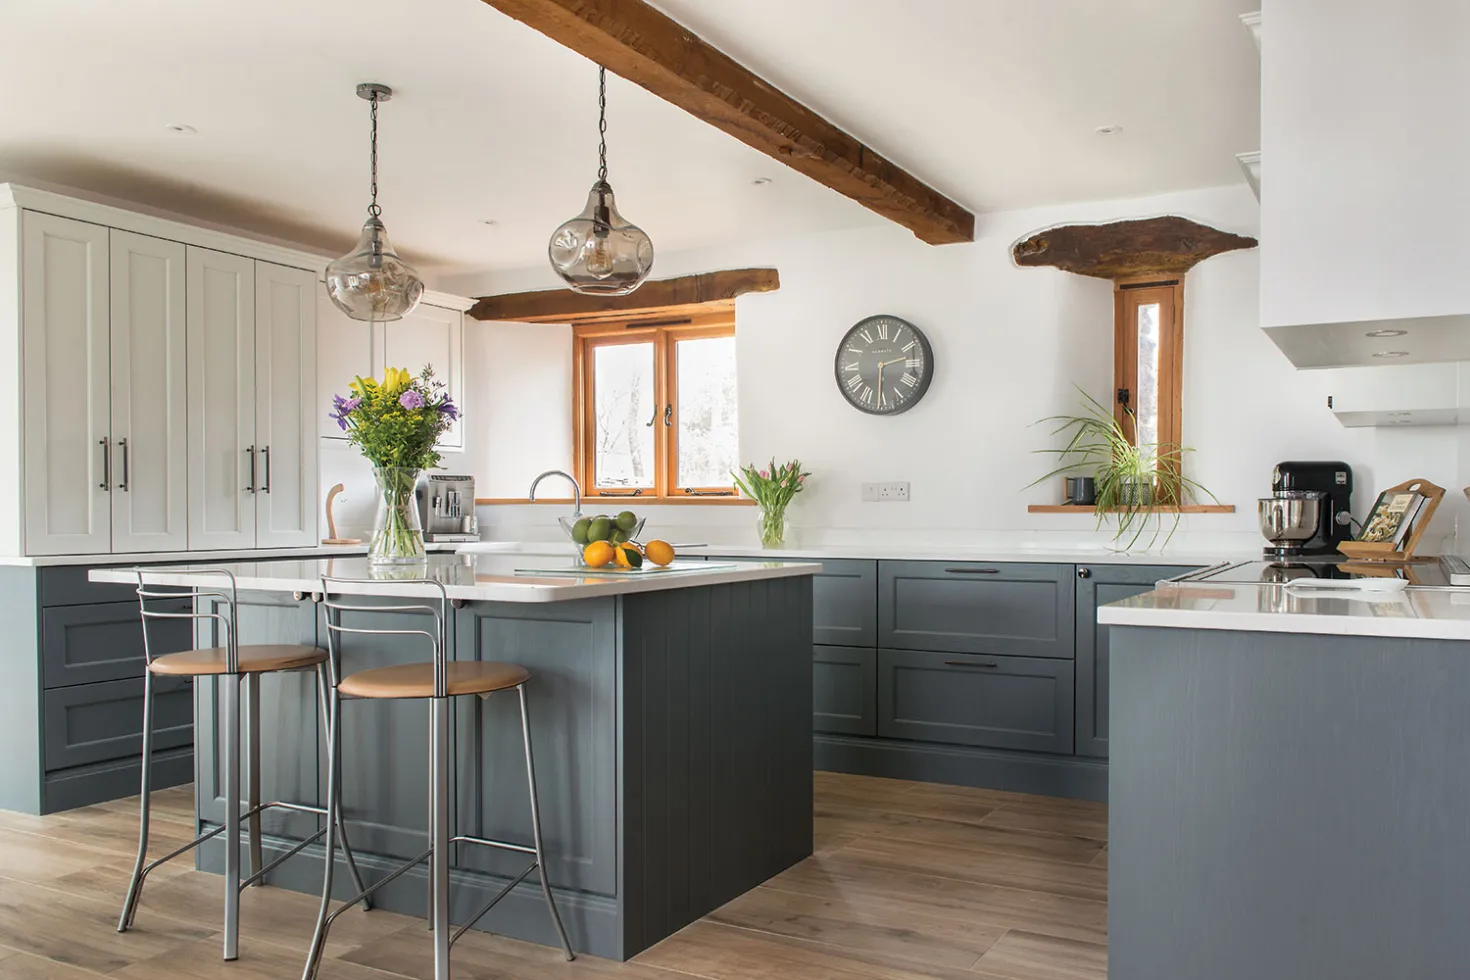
[
  {"xmin": 117, "ymin": 568, "xmax": 369, "ymax": 961},
  {"xmin": 302, "ymin": 576, "xmax": 573, "ymax": 980}
]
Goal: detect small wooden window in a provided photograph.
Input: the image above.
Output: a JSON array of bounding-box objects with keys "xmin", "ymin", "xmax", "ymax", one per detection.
[
  {"xmin": 573, "ymin": 311, "xmax": 739, "ymax": 500},
  {"xmin": 1113, "ymin": 277, "xmax": 1184, "ymax": 478}
]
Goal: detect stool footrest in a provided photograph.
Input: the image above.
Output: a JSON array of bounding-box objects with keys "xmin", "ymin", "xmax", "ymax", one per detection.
[
  {"xmin": 450, "ymin": 834, "xmax": 536, "ymax": 857},
  {"xmin": 450, "ymin": 861, "xmax": 539, "ymax": 947},
  {"xmin": 322, "ymin": 847, "xmax": 435, "ymax": 931}
]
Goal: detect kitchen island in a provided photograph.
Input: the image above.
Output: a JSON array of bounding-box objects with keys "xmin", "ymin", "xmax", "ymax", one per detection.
[
  {"xmin": 90, "ymin": 552, "xmax": 818, "ymax": 960},
  {"xmin": 1100, "ymin": 581, "xmax": 1470, "ymax": 980}
]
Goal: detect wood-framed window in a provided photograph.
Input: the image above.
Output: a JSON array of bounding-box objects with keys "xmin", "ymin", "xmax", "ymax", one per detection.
[
  {"xmin": 1113, "ymin": 276, "xmax": 1184, "ymax": 477},
  {"xmin": 572, "ymin": 310, "xmax": 740, "ymax": 500}
]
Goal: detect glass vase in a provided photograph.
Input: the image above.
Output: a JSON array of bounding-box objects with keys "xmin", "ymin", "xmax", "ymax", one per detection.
[
  {"xmin": 369, "ymin": 466, "xmax": 426, "ymax": 564},
  {"xmin": 757, "ymin": 505, "xmax": 788, "ymax": 550}
]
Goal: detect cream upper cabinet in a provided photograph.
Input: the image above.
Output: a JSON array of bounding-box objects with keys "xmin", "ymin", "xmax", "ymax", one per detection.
[
  {"xmin": 378, "ymin": 302, "xmax": 465, "ymax": 450},
  {"xmin": 317, "ymin": 293, "xmax": 372, "ymax": 440},
  {"xmin": 186, "ymin": 247, "xmax": 257, "ymax": 551},
  {"xmin": 21, "ymin": 212, "xmax": 112, "ymax": 556},
  {"xmin": 109, "ymin": 230, "xmax": 188, "ymax": 553},
  {"xmin": 253, "ymin": 262, "xmax": 317, "ymax": 547}
]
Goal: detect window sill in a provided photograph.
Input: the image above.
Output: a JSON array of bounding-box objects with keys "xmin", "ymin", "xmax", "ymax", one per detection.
[
  {"xmin": 476, "ymin": 496, "xmax": 755, "ymax": 507},
  {"xmin": 1027, "ymin": 503, "xmax": 1236, "ymax": 514}
]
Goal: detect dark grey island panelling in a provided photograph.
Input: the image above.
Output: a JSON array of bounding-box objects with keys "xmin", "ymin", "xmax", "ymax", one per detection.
[
  {"xmin": 194, "ymin": 575, "xmax": 814, "ymax": 962},
  {"xmin": 1110, "ymin": 625, "xmax": 1470, "ymax": 980}
]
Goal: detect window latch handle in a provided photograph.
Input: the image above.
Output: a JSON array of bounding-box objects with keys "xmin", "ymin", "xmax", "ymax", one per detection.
[
  {"xmin": 1117, "ymin": 387, "xmax": 1131, "ymax": 407},
  {"xmin": 663, "ymin": 403, "xmax": 673, "ymax": 426}
]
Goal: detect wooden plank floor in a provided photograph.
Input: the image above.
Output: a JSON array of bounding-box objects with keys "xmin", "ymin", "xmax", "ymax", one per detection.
[{"xmin": 0, "ymin": 771, "xmax": 1107, "ymax": 979}]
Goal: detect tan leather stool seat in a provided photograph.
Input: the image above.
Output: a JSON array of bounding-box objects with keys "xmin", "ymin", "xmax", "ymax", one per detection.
[
  {"xmin": 148, "ymin": 644, "xmax": 329, "ymax": 676},
  {"xmin": 338, "ymin": 661, "xmax": 530, "ymax": 700}
]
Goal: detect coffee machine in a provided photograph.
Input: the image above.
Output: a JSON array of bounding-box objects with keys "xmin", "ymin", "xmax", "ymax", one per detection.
[
  {"xmin": 415, "ymin": 473, "xmax": 479, "ymax": 542},
  {"xmin": 1258, "ymin": 460, "xmax": 1353, "ymax": 558}
]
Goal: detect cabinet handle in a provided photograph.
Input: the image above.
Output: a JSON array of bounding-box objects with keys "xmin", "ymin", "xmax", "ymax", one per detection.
[
  {"xmin": 118, "ymin": 437, "xmax": 129, "ymax": 492},
  {"xmin": 245, "ymin": 445, "xmax": 257, "ymax": 493},
  {"xmin": 944, "ymin": 660, "xmax": 1000, "ymax": 668},
  {"xmin": 1078, "ymin": 567, "xmax": 1092, "ymax": 579},
  {"xmin": 944, "ymin": 567, "xmax": 999, "ymax": 574},
  {"xmin": 261, "ymin": 445, "xmax": 271, "ymax": 494},
  {"xmin": 98, "ymin": 437, "xmax": 111, "ymax": 491}
]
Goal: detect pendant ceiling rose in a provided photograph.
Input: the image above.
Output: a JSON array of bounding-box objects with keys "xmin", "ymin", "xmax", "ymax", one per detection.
[
  {"xmin": 548, "ymin": 66, "xmax": 654, "ymax": 296},
  {"xmin": 325, "ymin": 81, "xmax": 425, "ymax": 322}
]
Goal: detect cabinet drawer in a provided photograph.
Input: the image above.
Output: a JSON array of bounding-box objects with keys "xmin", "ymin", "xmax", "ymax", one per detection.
[
  {"xmin": 878, "ymin": 560, "xmax": 1075, "ymax": 657},
  {"xmin": 39, "ymin": 566, "xmax": 139, "ymax": 606},
  {"xmin": 43, "ymin": 675, "xmax": 193, "ymax": 771},
  {"xmin": 43, "ymin": 599, "xmax": 193, "ymax": 688},
  {"xmin": 814, "ymin": 645, "xmax": 876, "ymax": 736},
  {"xmin": 877, "ymin": 649, "xmax": 1074, "ymax": 754},
  {"xmin": 811, "ymin": 559, "xmax": 877, "ymax": 646}
]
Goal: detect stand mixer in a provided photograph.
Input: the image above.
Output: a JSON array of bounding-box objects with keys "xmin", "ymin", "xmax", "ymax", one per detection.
[{"xmin": 1257, "ymin": 461, "xmax": 1353, "ymax": 558}]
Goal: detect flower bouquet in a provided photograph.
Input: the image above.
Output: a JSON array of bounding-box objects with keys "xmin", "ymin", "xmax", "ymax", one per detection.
[
  {"xmin": 330, "ymin": 367, "xmax": 458, "ymax": 563},
  {"xmin": 732, "ymin": 458, "xmax": 810, "ymax": 549}
]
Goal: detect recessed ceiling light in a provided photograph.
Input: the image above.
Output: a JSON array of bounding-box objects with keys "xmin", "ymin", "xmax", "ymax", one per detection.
[
  {"xmin": 1372, "ymin": 350, "xmax": 1410, "ymax": 358},
  {"xmin": 751, "ymin": 177, "xmax": 772, "ymax": 186},
  {"xmin": 1095, "ymin": 124, "xmax": 1123, "ymax": 136},
  {"xmin": 164, "ymin": 123, "xmax": 197, "ymax": 134},
  {"xmin": 1366, "ymin": 329, "xmax": 1407, "ymax": 338}
]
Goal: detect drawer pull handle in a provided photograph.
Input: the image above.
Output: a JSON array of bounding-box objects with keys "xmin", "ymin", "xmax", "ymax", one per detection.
[
  {"xmin": 944, "ymin": 660, "xmax": 1000, "ymax": 668},
  {"xmin": 944, "ymin": 567, "xmax": 999, "ymax": 574}
]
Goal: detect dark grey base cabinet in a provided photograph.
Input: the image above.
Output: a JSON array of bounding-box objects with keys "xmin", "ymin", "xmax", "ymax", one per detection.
[
  {"xmin": 1074, "ymin": 563, "xmax": 1192, "ymax": 759},
  {"xmin": 706, "ymin": 554, "xmax": 1199, "ymax": 802},
  {"xmin": 878, "ymin": 649, "xmax": 1075, "ymax": 755},
  {"xmin": 0, "ymin": 565, "xmax": 196, "ymax": 815}
]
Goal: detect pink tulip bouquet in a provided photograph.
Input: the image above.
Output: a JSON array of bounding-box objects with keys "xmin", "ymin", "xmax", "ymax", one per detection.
[{"xmin": 732, "ymin": 458, "xmax": 810, "ymax": 549}]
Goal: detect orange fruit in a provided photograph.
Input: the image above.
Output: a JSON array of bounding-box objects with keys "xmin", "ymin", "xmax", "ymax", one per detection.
[
  {"xmin": 582, "ymin": 541, "xmax": 615, "ymax": 567},
  {"xmin": 613, "ymin": 542, "xmax": 644, "ymax": 569},
  {"xmin": 643, "ymin": 540, "xmax": 675, "ymax": 566}
]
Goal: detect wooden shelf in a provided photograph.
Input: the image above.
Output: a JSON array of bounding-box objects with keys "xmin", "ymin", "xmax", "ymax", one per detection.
[{"xmin": 1028, "ymin": 503, "xmax": 1236, "ymax": 514}]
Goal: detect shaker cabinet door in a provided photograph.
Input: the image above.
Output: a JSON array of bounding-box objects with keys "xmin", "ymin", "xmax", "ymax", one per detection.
[
  {"xmin": 187, "ymin": 247, "xmax": 257, "ymax": 550},
  {"xmin": 22, "ymin": 211, "xmax": 112, "ymax": 556},
  {"xmin": 253, "ymin": 261, "xmax": 317, "ymax": 548},
  {"xmin": 109, "ymin": 230, "xmax": 189, "ymax": 553}
]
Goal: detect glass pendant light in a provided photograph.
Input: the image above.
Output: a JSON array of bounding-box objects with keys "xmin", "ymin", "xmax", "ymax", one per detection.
[
  {"xmin": 325, "ymin": 83, "xmax": 425, "ymax": 322},
  {"xmin": 548, "ymin": 66, "xmax": 654, "ymax": 295}
]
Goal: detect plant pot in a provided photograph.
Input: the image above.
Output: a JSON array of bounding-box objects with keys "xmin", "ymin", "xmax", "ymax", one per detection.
[
  {"xmin": 369, "ymin": 466, "xmax": 426, "ymax": 564},
  {"xmin": 1120, "ymin": 480, "xmax": 1155, "ymax": 507}
]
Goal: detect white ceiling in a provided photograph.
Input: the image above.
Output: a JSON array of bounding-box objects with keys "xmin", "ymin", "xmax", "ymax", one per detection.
[{"xmin": 0, "ymin": 0, "xmax": 1260, "ymax": 278}]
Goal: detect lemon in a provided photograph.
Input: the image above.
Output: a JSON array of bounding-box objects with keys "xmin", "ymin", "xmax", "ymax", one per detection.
[
  {"xmin": 582, "ymin": 541, "xmax": 615, "ymax": 567},
  {"xmin": 613, "ymin": 542, "xmax": 644, "ymax": 569},
  {"xmin": 643, "ymin": 540, "xmax": 675, "ymax": 566}
]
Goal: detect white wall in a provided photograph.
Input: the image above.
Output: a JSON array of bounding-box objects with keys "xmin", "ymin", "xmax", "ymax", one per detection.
[{"xmin": 436, "ymin": 182, "xmax": 1465, "ymax": 554}]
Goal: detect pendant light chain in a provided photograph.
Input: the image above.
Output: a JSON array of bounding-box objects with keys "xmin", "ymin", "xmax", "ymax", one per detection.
[
  {"xmin": 597, "ymin": 66, "xmax": 608, "ymax": 183},
  {"xmin": 367, "ymin": 92, "xmax": 381, "ymax": 218}
]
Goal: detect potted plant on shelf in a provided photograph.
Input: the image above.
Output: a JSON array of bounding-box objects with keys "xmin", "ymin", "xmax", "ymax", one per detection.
[
  {"xmin": 1029, "ymin": 389, "xmax": 1216, "ymax": 550},
  {"xmin": 732, "ymin": 459, "xmax": 810, "ymax": 549},
  {"xmin": 329, "ymin": 367, "xmax": 458, "ymax": 563}
]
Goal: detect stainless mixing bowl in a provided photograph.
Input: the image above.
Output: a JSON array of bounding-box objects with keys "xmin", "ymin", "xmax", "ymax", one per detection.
[{"xmin": 1258, "ymin": 494, "xmax": 1322, "ymax": 547}]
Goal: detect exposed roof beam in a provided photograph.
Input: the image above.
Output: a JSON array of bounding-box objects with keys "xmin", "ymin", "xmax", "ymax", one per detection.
[
  {"xmin": 479, "ymin": 0, "xmax": 975, "ymax": 245},
  {"xmin": 468, "ymin": 267, "xmax": 780, "ymax": 321}
]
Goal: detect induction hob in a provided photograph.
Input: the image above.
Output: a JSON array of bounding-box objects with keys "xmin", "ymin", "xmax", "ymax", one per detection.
[{"xmin": 1174, "ymin": 554, "xmax": 1470, "ymax": 589}]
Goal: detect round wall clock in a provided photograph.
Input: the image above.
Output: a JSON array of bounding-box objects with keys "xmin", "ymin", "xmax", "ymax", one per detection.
[{"xmin": 833, "ymin": 314, "xmax": 934, "ymax": 416}]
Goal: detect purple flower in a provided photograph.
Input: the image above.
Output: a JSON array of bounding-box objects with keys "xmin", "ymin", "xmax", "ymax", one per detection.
[
  {"xmin": 399, "ymin": 390, "xmax": 425, "ymax": 410},
  {"xmin": 330, "ymin": 394, "xmax": 361, "ymax": 430},
  {"xmin": 438, "ymin": 398, "xmax": 459, "ymax": 421}
]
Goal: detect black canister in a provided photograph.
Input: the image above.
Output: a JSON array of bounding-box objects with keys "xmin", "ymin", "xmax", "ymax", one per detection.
[{"xmin": 1065, "ymin": 476, "xmax": 1096, "ymax": 506}]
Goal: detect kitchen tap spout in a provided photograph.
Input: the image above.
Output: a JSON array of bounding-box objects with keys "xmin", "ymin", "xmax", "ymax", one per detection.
[{"xmin": 528, "ymin": 470, "xmax": 582, "ymax": 517}]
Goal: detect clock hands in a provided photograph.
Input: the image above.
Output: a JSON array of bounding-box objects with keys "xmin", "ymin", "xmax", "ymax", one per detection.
[{"xmin": 876, "ymin": 356, "xmax": 907, "ymax": 410}]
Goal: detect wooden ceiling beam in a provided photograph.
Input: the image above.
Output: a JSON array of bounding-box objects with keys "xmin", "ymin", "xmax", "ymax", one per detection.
[
  {"xmin": 479, "ymin": 0, "xmax": 975, "ymax": 245},
  {"xmin": 468, "ymin": 267, "xmax": 779, "ymax": 321}
]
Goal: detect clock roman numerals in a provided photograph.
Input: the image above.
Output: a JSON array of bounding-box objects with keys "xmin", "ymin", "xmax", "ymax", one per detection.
[{"xmin": 836, "ymin": 317, "xmax": 931, "ymax": 416}]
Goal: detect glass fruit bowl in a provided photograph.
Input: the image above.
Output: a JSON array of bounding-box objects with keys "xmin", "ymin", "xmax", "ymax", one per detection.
[{"xmin": 558, "ymin": 511, "xmax": 647, "ymax": 564}]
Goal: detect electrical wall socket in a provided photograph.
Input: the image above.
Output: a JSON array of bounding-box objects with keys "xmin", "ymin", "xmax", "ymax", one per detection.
[{"xmin": 861, "ymin": 482, "xmax": 911, "ymax": 502}]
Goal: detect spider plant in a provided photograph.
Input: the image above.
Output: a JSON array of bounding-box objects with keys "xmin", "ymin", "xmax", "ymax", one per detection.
[{"xmin": 1028, "ymin": 388, "xmax": 1218, "ymax": 550}]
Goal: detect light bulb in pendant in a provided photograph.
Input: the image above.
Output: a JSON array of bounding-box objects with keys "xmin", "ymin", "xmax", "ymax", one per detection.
[{"xmin": 548, "ymin": 180, "xmax": 653, "ymax": 295}]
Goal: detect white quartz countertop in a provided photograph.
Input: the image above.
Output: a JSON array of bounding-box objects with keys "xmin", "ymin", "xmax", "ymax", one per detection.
[
  {"xmin": 509, "ymin": 542, "xmax": 1248, "ymax": 567},
  {"xmin": 1099, "ymin": 582, "xmax": 1470, "ymax": 640},
  {"xmin": 89, "ymin": 553, "xmax": 819, "ymax": 603},
  {"xmin": 0, "ymin": 542, "xmax": 464, "ymax": 568}
]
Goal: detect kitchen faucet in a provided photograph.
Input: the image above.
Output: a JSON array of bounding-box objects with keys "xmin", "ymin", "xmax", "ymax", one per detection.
[{"xmin": 528, "ymin": 470, "xmax": 582, "ymax": 518}]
